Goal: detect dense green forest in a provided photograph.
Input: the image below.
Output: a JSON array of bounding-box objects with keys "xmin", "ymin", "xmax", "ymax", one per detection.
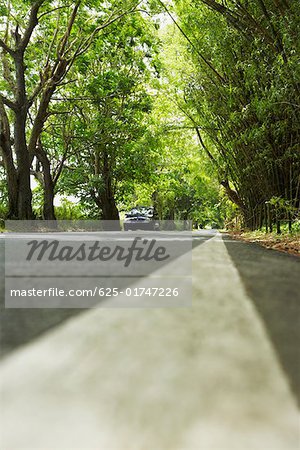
[{"xmin": 0, "ymin": 0, "xmax": 299, "ymax": 231}]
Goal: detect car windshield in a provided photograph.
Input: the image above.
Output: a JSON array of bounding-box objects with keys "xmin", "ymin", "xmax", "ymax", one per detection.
[
  {"xmin": 125, "ymin": 212, "xmax": 147, "ymax": 217},
  {"xmin": 127, "ymin": 207, "xmax": 153, "ymax": 216}
]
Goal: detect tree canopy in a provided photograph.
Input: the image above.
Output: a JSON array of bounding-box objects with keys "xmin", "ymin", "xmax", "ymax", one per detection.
[{"xmin": 0, "ymin": 0, "xmax": 299, "ymax": 231}]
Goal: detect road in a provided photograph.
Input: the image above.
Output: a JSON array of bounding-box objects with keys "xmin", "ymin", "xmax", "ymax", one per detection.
[{"xmin": 0, "ymin": 230, "xmax": 299, "ymax": 449}]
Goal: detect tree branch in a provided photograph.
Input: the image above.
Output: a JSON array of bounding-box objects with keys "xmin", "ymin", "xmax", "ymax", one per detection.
[
  {"xmin": 0, "ymin": 94, "xmax": 16, "ymax": 111},
  {"xmin": 0, "ymin": 39, "xmax": 15, "ymax": 56},
  {"xmin": 57, "ymin": 1, "xmax": 81, "ymax": 58},
  {"xmin": 73, "ymin": 4, "xmax": 140, "ymax": 60},
  {"xmin": 195, "ymin": 127, "xmax": 216, "ymax": 163},
  {"xmin": 156, "ymin": 0, "xmax": 226, "ymax": 84},
  {"xmin": 38, "ymin": 4, "xmax": 72, "ymax": 20},
  {"xmin": 53, "ymin": 149, "xmax": 69, "ymax": 185},
  {"xmin": 1, "ymin": 52, "xmax": 17, "ymax": 95},
  {"xmin": 0, "ymin": 96, "xmax": 15, "ymax": 178},
  {"xmin": 19, "ymin": 0, "xmax": 46, "ymax": 51},
  {"xmin": 30, "ymin": 168, "xmax": 44, "ymax": 186}
]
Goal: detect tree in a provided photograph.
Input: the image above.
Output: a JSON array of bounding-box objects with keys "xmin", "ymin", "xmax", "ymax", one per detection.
[
  {"xmin": 170, "ymin": 0, "xmax": 300, "ymax": 230},
  {"xmin": 0, "ymin": 0, "xmax": 141, "ymax": 219},
  {"xmin": 56, "ymin": 12, "xmax": 160, "ymax": 224}
]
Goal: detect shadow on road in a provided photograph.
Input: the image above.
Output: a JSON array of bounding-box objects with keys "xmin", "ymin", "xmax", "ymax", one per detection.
[
  {"xmin": 0, "ymin": 239, "xmax": 84, "ymax": 357},
  {"xmin": 223, "ymin": 235, "xmax": 300, "ymax": 408},
  {"xmin": 0, "ymin": 232, "xmax": 212, "ymax": 359}
]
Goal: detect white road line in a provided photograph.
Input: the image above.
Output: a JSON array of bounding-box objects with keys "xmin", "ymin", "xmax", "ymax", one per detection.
[{"xmin": 0, "ymin": 234, "xmax": 298, "ymax": 450}]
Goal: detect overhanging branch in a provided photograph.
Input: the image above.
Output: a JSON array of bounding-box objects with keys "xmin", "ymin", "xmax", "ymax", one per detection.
[
  {"xmin": 19, "ymin": 0, "xmax": 47, "ymax": 51},
  {"xmin": 156, "ymin": 0, "xmax": 226, "ymax": 84},
  {"xmin": 0, "ymin": 94, "xmax": 16, "ymax": 111},
  {"xmin": 0, "ymin": 39, "xmax": 15, "ymax": 56}
]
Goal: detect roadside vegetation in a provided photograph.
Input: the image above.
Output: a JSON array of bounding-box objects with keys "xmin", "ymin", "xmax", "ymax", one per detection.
[
  {"xmin": 229, "ymin": 226, "xmax": 300, "ymax": 256},
  {"xmin": 0, "ymin": 1, "xmax": 299, "ymax": 237}
]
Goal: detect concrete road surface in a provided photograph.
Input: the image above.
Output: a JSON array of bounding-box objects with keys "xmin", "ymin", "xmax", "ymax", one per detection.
[{"xmin": 0, "ymin": 230, "xmax": 299, "ymax": 449}]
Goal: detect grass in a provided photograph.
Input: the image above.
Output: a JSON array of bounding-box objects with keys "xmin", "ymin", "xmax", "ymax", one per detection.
[{"xmin": 229, "ymin": 229, "xmax": 300, "ymax": 256}]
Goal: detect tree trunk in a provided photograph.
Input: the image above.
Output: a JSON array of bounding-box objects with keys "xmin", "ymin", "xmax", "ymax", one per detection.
[
  {"xmin": 3, "ymin": 105, "xmax": 34, "ymax": 222},
  {"xmin": 43, "ymin": 177, "xmax": 56, "ymax": 220},
  {"xmin": 17, "ymin": 167, "xmax": 33, "ymax": 219},
  {"xmin": 36, "ymin": 143, "xmax": 56, "ymax": 220},
  {"xmin": 91, "ymin": 181, "xmax": 120, "ymax": 229},
  {"xmin": 14, "ymin": 49, "xmax": 33, "ymax": 220},
  {"xmin": 14, "ymin": 113, "xmax": 33, "ymax": 219},
  {"xmin": 264, "ymin": 203, "xmax": 269, "ymax": 232},
  {"xmin": 1, "ymin": 135, "xmax": 18, "ymax": 219},
  {"xmin": 276, "ymin": 220, "xmax": 281, "ymax": 234},
  {"xmin": 5, "ymin": 158, "xmax": 18, "ymax": 219},
  {"xmin": 0, "ymin": 99, "xmax": 18, "ymax": 218},
  {"xmin": 221, "ymin": 179, "xmax": 245, "ymax": 210},
  {"xmin": 267, "ymin": 203, "xmax": 273, "ymax": 232},
  {"xmin": 98, "ymin": 150, "xmax": 120, "ymax": 229},
  {"xmin": 288, "ymin": 212, "xmax": 292, "ymax": 233},
  {"xmin": 100, "ymin": 193, "xmax": 120, "ymax": 221},
  {"xmin": 99, "ymin": 193, "xmax": 120, "ymax": 231},
  {"xmin": 151, "ymin": 191, "xmax": 160, "ymax": 220},
  {"xmin": 276, "ymin": 207, "xmax": 281, "ymax": 234}
]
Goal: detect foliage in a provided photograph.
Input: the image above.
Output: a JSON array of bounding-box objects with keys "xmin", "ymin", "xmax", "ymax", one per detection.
[
  {"xmin": 54, "ymin": 12, "xmax": 160, "ymax": 220},
  {"xmin": 1, "ymin": 0, "xmax": 299, "ymax": 231},
  {"xmin": 171, "ymin": 0, "xmax": 300, "ymax": 230},
  {"xmin": 55, "ymin": 199, "xmax": 88, "ymax": 221}
]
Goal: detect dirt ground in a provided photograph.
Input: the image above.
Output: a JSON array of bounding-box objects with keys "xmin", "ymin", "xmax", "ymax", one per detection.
[{"xmin": 227, "ymin": 231, "xmax": 300, "ymax": 257}]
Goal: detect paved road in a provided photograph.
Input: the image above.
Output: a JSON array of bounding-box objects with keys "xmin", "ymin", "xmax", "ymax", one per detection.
[{"xmin": 0, "ymin": 230, "xmax": 299, "ymax": 449}]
